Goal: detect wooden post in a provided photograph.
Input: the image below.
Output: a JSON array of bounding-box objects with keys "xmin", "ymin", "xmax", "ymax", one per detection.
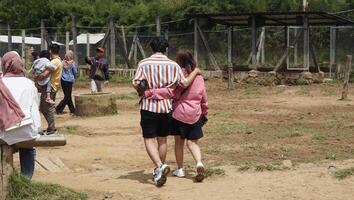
[
  {"xmin": 71, "ymin": 16, "xmax": 79, "ymax": 66},
  {"xmin": 194, "ymin": 18, "xmax": 198, "ymax": 65},
  {"xmin": 251, "ymin": 16, "xmax": 257, "ymax": 68},
  {"xmin": 330, "ymin": 27, "xmax": 336, "ymax": 78},
  {"xmin": 121, "ymin": 26, "xmax": 128, "ymax": 57},
  {"xmin": 285, "ymin": 26, "xmax": 289, "ymax": 69},
  {"xmin": 261, "ymin": 27, "xmax": 265, "ymax": 64},
  {"xmin": 164, "ymin": 29, "xmax": 169, "ymax": 56},
  {"xmin": 65, "ymin": 31, "xmax": 69, "ymax": 52},
  {"xmin": 21, "ymin": 29, "xmax": 26, "ymax": 64},
  {"xmin": 303, "ymin": 15, "xmax": 310, "ymax": 71},
  {"xmin": 156, "ymin": 16, "xmax": 161, "ymax": 36},
  {"xmin": 256, "ymin": 27, "xmax": 265, "ymax": 64},
  {"xmin": 40, "ymin": 20, "xmax": 46, "ymax": 50},
  {"xmin": 53, "ymin": 33, "xmax": 58, "ymax": 42},
  {"xmin": 7, "ymin": 24, "xmax": 12, "ymax": 51},
  {"xmin": 109, "ymin": 17, "xmax": 116, "ymax": 68},
  {"xmin": 136, "ymin": 37, "xmax": 146, "ymax": 59},
  {"xmin": 294, "ymin": 27, "xmax": 298, "ymax": 66},
  {"xmin": 86, "ymin": 32, "xmax": 90, "ymax": 58},
  {"xmin": 340, "ymin": 55, "xmax": 352, "ymax": 100},
  {"xmin": 128, "ymin": 33, "xmax": 137, "ymax": 61},
  {"xmin": 227, "ymin": 26, "xmax": 234, "ymax": 89},
  {"xmin": 196, "ymin": 25, "xmax": 220, "ymax": 70},
  {"xmin": 0, "ymin": 144, "xmax": 13, "ymax": 200},
  {"xmin": 134, "ymin": 36, "xmax": 138, "ymax": 66}
]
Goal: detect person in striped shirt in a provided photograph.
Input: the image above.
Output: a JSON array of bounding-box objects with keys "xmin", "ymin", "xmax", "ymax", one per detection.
[{"xmin": 132, "ymin": 37, "xmax": 200, "ymax": 187}]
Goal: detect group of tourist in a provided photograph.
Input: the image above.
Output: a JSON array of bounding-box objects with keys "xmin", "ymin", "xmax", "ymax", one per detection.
[
  {"xmin": 0, "ymin": 36, "xmax": 207, "ymax": 188},
  {"xmin": 133, "ymin": 37, "xmax": 208, "ymax": 187},
  {"xmin": 0, "ymin": 44, "xmax": 82, "ymax": 178}
]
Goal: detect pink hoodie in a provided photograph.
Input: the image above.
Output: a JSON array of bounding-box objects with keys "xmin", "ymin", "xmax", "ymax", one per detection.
[{"xmin": 144, "ymin": 75, "xmax": 208, "ymax": 125}]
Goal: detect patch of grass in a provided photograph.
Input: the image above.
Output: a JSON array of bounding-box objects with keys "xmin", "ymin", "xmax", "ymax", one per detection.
[
  {"xmin": 334, "ymin": 167, "xmax": 354, "ymax": 180},
  {"xmin": 205, "ymin": 122, "xmax": 251, "ymax": 135},
  {"xmin": 243, "ymin": 86, "xmax": 262, "ymax": 97},
  {"xmin": 204, "ymin": 167, "xmax": 225, "ymax": 178},
  {"xmin": 277, "ymin": 129, "xmax": 303, "ymax": 138},
  {"xmin": 238, "ymin": 165, "xmax": 251, "ymax": 171},
  {"xmin": 311, "ymin": 132, "xmax": 329, "ymax": 141},
  {"xmin": 321, "ymin": 86, "xmax": 335, "ymax": 96},
  {"xmin": 325, "ymin": 153, "xmax": 336, "ymax": 160},
  {"xmin": 255, "ymin": 163, "xmax": 279, "ymax": 171},
  {"xmin": 295, "ymin": 87, "xmax": 311, "ymax": 96},
  {"xmin": 76, "ymin": 75, "xmax": 90, "ymax": 82},
  {"xmin": 8, "ymin": 173, "xmax": 87, "ymax": 200},
  {"xmin": 62, "ymin": 125, "xmax": 79, "ymax": 135}
]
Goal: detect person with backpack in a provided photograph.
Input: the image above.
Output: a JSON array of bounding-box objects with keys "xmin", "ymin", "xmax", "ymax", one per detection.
[
  {"xmin": 86, "ymin": 47, "xmax": 109, "ymax": 93},
  {"xmin": 56, "ymin": 50, "xmax": 78, "ymax": 114}
]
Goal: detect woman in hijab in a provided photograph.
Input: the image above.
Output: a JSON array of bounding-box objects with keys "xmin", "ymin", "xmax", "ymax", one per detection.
[
  {"xmin": 56, "ymin": 50, "xmax": 77, "ymax": 114},
  {"xmin": 0, "ymin": 51, "xmax": 41, "ymax": 178}
]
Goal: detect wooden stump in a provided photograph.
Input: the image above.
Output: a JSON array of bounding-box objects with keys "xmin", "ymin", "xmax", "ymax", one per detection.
[
  {"xmin": 0, "ymin": 144, "xmax": 13, "ymax": 200},
  {"xmin": 75, "ymin": 92, "xmax": 117, "ymax": 116}
]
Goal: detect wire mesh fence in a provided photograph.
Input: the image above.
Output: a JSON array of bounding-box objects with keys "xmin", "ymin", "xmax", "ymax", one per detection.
[{"xmin": 0, "ymin": 21, "xmax": 352, "ymax": 74}]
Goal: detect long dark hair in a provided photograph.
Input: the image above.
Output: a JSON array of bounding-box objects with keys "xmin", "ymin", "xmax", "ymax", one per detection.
[{"xmin": 176, "ymin": 49, "xmax": 196, "ymax": 71}]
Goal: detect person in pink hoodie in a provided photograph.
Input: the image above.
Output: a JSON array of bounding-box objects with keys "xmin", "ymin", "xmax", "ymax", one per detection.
[{"xmin": 144, "ymin": 49, "xmax": 208, "ymax": 182}]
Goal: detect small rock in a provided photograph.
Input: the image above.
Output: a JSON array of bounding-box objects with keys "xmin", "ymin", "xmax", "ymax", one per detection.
[
  {"xmin": 328, "ymin": 165, "xmax": 336, "ymax": 173},
  {"xmin": 282, "ymin": 160, "xmax": 293, "ymax": 168},
  {"xmin": 246, "ymin": 131, "xmax": 253, "ymax": 135},
  {"xmin": 94, "ymin": 157, "xmax": 102, "ymax": 161}
]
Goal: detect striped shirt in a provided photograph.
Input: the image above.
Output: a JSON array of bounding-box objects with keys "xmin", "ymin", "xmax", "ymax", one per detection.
[{"xmin": 133, "ymin": 54, "xmax": 187, "ymax": 113}]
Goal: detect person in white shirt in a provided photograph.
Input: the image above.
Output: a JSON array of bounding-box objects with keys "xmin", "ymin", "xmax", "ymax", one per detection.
[{"xmin": 0, "ymin": 51, "xmax": 41, "ymax": 178}]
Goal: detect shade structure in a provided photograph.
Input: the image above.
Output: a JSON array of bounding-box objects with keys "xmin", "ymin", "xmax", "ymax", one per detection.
[{"xmin": 188, "ymin": 11, "xmax": 354, "ymax": 27}]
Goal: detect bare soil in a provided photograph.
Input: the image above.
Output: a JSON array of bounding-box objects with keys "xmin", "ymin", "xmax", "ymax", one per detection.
[{"xmin": 14, "ymin": 80, "xmax": 354, "ymax": 200}]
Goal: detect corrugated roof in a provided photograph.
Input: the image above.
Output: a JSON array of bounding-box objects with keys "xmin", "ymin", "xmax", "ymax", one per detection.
[
  {"xmin": 188, "ymin": 11, "xmax": 354, "ymax": 26},
  {"xmin": 0, "ymin": 35, "xmax": 63, "ymax": 45},
  {"xmin": 69, "ymin": 33, "xmax": 105, "ymax": 45}
]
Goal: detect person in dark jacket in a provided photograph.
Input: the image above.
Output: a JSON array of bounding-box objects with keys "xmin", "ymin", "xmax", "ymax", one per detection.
[{"xmin": 86, "ymin": 47, "xmax": 109, "ymax": 93}]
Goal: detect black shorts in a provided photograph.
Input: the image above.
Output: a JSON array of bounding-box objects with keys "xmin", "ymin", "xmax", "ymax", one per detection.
[
  {"xmin": 140, "ymin": 110, "xmax": 171, "ymax": 138},
  {"xmin": 170, "ymin": 117, "xmax": 204, "ymax": 140}
]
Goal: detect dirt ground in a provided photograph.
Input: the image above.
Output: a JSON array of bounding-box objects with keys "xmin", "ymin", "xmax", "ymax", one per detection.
[{"xmin": 14, "ymin": 79, "xmax": 354, "ymax": 200}]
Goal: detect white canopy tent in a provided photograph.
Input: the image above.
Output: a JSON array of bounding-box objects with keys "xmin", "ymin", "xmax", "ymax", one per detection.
[
  {"xmin": 69, "ymin": 33, "xmax": 105, "ymax": 45},
  {"xmin": 0, "ymin": 35, "xmax": 63, "ymax": 45}
]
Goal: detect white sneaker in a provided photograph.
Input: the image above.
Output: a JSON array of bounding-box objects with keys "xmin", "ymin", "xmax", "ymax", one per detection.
[
  {"xmin": 195, "ymin": 163, "xmax": 205, "ymax": 182},
  {"xmin": 172, "ymin": 168, "xmax": 185, "ymax": 177},
  {"xmin": 153, "ymin": 164, "xmax": 170, "ymax": 187}
]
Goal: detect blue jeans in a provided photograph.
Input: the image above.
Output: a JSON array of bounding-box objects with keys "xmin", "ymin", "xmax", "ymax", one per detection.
[{"xmin": 19, "ymin": 148, "xmax": 36, "ymax": 178}]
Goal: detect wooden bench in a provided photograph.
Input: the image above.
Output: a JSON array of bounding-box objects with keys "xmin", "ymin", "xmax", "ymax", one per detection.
[{"xmin": 0, "ymin": 134, "xmax": 66, "ymax": 200}]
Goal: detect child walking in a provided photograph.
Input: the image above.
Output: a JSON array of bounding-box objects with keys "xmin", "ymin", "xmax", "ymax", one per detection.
[{"xmin": 32, "ymin": 50, "xmax": 56, "ymax": 105}]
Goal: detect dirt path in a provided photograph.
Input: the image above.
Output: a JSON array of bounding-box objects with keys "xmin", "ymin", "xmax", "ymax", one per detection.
[{"xmin": 13, "ymin": 82, "xmax": 354, "ymax": 199}]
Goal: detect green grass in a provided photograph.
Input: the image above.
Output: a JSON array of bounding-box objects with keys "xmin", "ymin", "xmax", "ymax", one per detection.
[
  {"xmin": 311, "ymin": 132, "xmax": 329, "ymax": 141},
  {"xmin": 76, "ymin": 75, "xmax": 90, "ymax": 82},
  {"xmin": 334, "ymin": 167, "xmax": 354, "ymax": 180},
  {"xmin": 62, "ymin": 125, "xmax": 79, "ymax": 135},
  {"xmin": 243, "ymin": 86, "xmax": 262, "ymax": 97},
  {"xmin": 204, "ymin": 167, "xmax": 225, "ymax": 178},
  {"xmin": 254, "ymin": 163, "xmax": 279, "ymax": 171},
  {"xmin": 205, "ymin": 121, "xmax": 251, "ymax": 135},
  {"xmin": 8, "ymin": 173, "xmax": 87, "ymax": 200},
  {"xmin": 277, "ymin": 129, "xmax": 304, "ymax": 138}
]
